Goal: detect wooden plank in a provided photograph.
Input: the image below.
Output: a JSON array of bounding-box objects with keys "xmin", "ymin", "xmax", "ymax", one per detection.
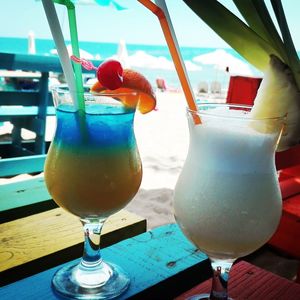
[
  {"xmin": 0, "ymin": 175, "xmax": 50, "ymax": 212},
  {"xmin": 0, "ymin": 208, "xmax": 146, "ymax": 286},
  {"xmin": 0, "ymin": 70, "xmax": 41, "ymax": 79},
  {"xmin": 0, "ymin": 155, "xmax": 46, "ymax": 176},
  {"xmin": 0, "ymin": 91, "xmax": 53, "ymax": 106},
  {"xmin": 0, "ymin": 106, "xmax": 55, "ymax": 117},
  {"xmin": 0, "ymin": 141, "xmax": 51, "ymax": 158},
  {"xmin": 175, "ymin": 260, "xmax": 300, "ymax": 300},
  {"xmin": 0, "ymin": 52, "xmax": 101, "ymax": 74},
  {"xmin": 0, "ymin": 224, "xmax": 210, "ymax": 298}
]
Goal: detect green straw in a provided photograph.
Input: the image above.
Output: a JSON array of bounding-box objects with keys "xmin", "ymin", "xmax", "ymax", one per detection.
[{"xmin": 54, "ymin": 0, "xmax": 85, "ymax": 112}]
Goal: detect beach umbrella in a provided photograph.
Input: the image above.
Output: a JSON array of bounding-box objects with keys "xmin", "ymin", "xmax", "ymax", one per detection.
[
  {"xmin": 50, "ymin": 44, "xmax": 94, "ymax": 59},
  {"xmin": 116, "ymin": 39, "xmax": 130, "ymax": 68},
  {"xmin": 28, "ymin": 30, "xmax": 36, "ymax": 54},
  {"xmin": 193, "ymin": 49, "xmax": 253, "ymax": 76}
]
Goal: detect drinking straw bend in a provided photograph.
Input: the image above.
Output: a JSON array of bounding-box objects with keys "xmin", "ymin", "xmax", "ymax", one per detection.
[
  {"xmin": 138, "ymin": 0, "xmax": 200, "ymax": 124},
  {"xmin": 54, "ymin": 0, "xmax": 85, "ymax": 111},
  {"xmin": 42, "ymin": 0, "xmax": 79, "ymax": 109}
]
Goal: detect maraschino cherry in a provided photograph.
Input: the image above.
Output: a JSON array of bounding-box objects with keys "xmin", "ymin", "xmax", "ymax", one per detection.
[{"xmin": 71, "ymin": 56, "xmax": 123, "ymax": 90}]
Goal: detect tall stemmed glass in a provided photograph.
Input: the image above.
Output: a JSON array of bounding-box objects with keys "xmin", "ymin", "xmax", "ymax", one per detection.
[
  {"xmin": 174, "ymin": 103, "xmax": 284, "ymax": 300},
  {"xmin": 44, "ymin": 86, "xmax": 142, "ymax": 299}
]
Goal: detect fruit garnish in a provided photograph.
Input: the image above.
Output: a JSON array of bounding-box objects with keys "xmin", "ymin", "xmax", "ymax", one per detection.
[
  {"xmin": 70, "ymin": 56, "xmax": 156, "ymax": 113},
  {"xmin": 91, "ymin": 69, "xmax": 156, "ymax": 114},
  {"xmin": 96, "ymin": 59, "xmax": 123, "ymax": 90}
]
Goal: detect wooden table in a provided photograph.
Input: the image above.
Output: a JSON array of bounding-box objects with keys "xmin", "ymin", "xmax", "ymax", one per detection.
[
  {"xmin": 0, "ymin": 175, "xmax": 147, "ymax": 287},
  {"xmin": 1, "ymin": 223, "xmax": 300, "ymax": 299}
]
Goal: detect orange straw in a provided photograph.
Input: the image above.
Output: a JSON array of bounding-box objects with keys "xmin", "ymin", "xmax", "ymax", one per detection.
[{"xmin": 138, "ymin": 0, "xmax": 201, "ymax": 124}]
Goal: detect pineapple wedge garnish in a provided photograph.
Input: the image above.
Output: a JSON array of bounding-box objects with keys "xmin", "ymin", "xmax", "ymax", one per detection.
[{"xmin": 250, "ymin": 55, "xmax": 300, "ymax": 151}]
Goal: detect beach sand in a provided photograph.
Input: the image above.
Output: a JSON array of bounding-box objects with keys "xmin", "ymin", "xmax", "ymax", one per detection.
[
  {"xmin": 0, "ymin": 90, "xmax": 299, "ymax": 281},
  {"xmin": 127, "ymin": 91, "xmax": 190, "ymax": 228}
]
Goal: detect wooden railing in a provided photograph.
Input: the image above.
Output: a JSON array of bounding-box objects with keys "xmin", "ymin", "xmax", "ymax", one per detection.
[{"xmin": 0, "ymin": 52, "xmax": 101, "ymax": 177}]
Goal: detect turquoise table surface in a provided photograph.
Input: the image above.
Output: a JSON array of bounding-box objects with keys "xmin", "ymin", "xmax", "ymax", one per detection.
[{"xmin": 0, "ymin": 223, "xmax": 210, "ymax": 299}]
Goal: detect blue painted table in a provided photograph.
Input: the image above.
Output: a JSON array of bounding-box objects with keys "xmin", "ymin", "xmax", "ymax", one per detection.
[{"xmin": 0, "ymin": 223, "xmax": 211, "ymax": 299}]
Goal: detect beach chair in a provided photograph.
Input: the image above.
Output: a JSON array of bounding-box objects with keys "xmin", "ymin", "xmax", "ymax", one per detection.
[
  {"xmin": 156, "ymin": 77, "xmax": 180, "ymax": 93},
  {"xmin": 226, "ymin": 75, "xmax": 262, "ymax": 105},
  {"xmin": 225, "ymin": 82, "xmax": 300, "ymax": 283},
  {"xmin": 210, "ymin": 81, "xmax": 222, "ymax": 94},
  {"xmin": 156, "ymin": 78, "xmax": 167, "ymax": 92},
  {"xmin": 197, "ymin": 81, "xmax": 209, "ymax": 94}
]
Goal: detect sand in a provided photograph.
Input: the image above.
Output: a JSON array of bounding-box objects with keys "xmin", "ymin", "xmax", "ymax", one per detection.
[{"xmin": 127, "ymin": 91, "xmax": 190, "ymax": 228}]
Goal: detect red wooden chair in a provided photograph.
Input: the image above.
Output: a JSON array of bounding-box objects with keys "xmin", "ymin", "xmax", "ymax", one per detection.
[
  {"xmin": 226, "ymin": 75, "xmax": 262, "ymax": 105},
  {"xmin": 226, "ymin": 76, "xmax": 300, "ymax": 283},
  {"xmin": 270, "ymin": 145, "xmax": 300, "ymax": 284}
]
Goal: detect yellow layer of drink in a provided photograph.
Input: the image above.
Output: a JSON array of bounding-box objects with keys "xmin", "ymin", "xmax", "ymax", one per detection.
[{"xmin": 44, "ymin": 104, "xmax": 142, "ymax": 219}]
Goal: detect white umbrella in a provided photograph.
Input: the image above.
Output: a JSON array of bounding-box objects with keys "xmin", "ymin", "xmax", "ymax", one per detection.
[
  {"xmin": 28, "ymin": 30, "xmax": 36, "ymax": 54},
  {"xmin": 193, "ymin": 49, "xmax": 253, "ymax": 76},
  {"xmin": 50, "ymin": 44, "xmax": 94, "ymax": 59},
  {"xmin": 116, "ymin": 39, "xmax": 130, "ymax": 68},
  {"xmin": 119, "ymin": 50, "xmax": 201, "ymax": 71}
]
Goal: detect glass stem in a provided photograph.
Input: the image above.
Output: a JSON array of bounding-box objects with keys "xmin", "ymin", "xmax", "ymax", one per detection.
[
  {"xmin": 80, "ymin": 218, "xmax": 105, "ymax": 268},
  {"xmin": 71, "ymin": 218, "xmax": 113, "ymax": 287},
  {"xmin": 209, "ymin": 259, "xmax": 233, "ymax": 300}
]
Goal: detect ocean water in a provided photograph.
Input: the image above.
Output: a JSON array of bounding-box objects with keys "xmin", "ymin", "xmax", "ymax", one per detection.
[{"xmin": 0, "ymin": 37, "xmax": 262, "ymax": 91}]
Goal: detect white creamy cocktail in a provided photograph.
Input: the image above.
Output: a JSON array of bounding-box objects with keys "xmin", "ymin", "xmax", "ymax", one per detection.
[{"xmin": 174, "ymin": 103, "xmax": 284, "ymax": 299}]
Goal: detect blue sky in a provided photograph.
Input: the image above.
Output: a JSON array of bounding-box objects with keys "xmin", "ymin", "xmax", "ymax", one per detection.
[{"xmin": 0, "ymin": 0, "xmax": 299, "ymax": 49}]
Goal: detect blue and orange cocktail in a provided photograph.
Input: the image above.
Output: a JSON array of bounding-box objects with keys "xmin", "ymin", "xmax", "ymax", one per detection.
[{"xmin": 45, "ymin": 91, "xmax": 142, "ymax": 219}]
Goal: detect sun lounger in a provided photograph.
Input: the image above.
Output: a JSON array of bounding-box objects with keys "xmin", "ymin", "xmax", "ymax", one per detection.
[
  {"xmin": 197, "ymin": 81, "xmax": 209, "ymax": 94},
  {"xmin": 156, "ymin": 77, "xmax": 180, "ymax": 93},
  {"xmin": 156, "ymin": 78, "xmax": 167, "ymax": 92},
  {"xmin": 210, "ymin": 80, "xmax": 222, "ymax": 94}
]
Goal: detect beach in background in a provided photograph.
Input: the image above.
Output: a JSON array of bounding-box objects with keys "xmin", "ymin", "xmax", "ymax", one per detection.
[
  {"xmin": 0, "ymin": 37, "xmax": 262, "ymax": 92},
  {"xmin": 0, "ymin": 36, "xmax": 266, "ymax": 228}
]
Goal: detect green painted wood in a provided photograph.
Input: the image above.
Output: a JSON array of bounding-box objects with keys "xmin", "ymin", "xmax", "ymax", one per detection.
[
  {"xmin": 0, "ymin": 175, "xmax": 51, "ymax": 212},
  {"xmin": 0, "ymin": 141, "xmax": 51, "ymax": 158},
  {"xmin": 0, "ymin": 106, "xmax": 55, "ymax": 118},
  {"xmin": 0, "ymin": 52, "xmax": 102, "ymax": 74},
  {"xmin": 0, "ymin": 91, "xmax": 53, "ymax": 106},
  {"xmin": 0, "ymin": 155, "xmax": 46, "ymax": 177},
  {"xmin": 0, "ymin": 223, "xmax": 210, "ymax": 298},
  {"xmin": 0, "ymin": 52, "xmax": 102, "ymax": 176}
]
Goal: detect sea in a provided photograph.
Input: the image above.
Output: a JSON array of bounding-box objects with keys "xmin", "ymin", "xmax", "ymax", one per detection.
[{"xmin": 0, "ymin": 37, "xmax": 262, "ymax": 91}]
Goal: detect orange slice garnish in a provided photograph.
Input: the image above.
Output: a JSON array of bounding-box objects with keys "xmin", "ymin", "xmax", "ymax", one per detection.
[{"xmin": 91, "ymin": 69, "xmax": 156, "ymax": 114}]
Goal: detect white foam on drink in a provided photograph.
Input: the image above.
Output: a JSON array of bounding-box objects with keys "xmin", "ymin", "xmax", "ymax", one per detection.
[{"xmin": 190, "ymin": 108, "xmax": 276, "ymax": 174}]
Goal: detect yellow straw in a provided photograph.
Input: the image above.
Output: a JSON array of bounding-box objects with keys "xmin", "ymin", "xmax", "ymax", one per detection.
[{"xmin": 138, "ymin": 0, "xmax": 201, "ymax": 124}]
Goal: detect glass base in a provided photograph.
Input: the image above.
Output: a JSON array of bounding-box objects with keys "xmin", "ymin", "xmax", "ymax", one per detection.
[{"xmin": 52, "ymin": 260, "xmax": 130, "ymax": 299}]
